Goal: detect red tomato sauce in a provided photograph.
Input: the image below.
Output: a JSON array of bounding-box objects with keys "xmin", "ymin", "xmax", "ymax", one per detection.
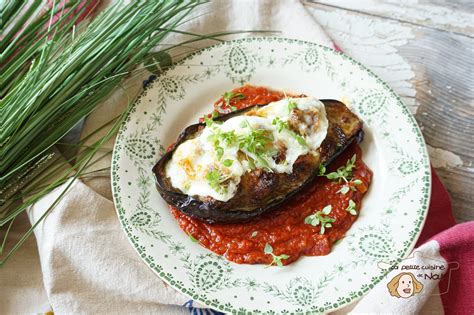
[{"xmin": 170, "ymin": 85, "xmax": 373, "ymax": 265}]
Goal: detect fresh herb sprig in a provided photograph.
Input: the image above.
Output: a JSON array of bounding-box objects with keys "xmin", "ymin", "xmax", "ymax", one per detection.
[
  {"xmin": 337, "ymin": 185, "xmax": 351, "ymax": 195},
  {"xmin": 223, "ymin": 91, "xmax": 245, "ymax": 111},
  {"xmin": 304, "ymin": 205, "xmax": 336, "ymax": 234},
  {"xmin": 336, "ymin": 178, "xmax": 363, "ymax": 195},
  {"xmin": 325, "ymin": 154, "xmax": 357, "ymax": 183},
  {"xmin": 346, "ymin": 200, "xmax": 357, "ymax": 216},
  {"xmin": 319, "ymin": 155, "xmax": 362, "ymax": 194},
  {"xmin": 264, "ymin": 243, "xmax": 289, "ymax": 267}
]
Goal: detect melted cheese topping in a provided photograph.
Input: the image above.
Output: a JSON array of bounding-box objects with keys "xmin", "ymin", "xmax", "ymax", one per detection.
[{"xmin": 165, "ymin": 97, "xmax": 328, "ymax": 201}]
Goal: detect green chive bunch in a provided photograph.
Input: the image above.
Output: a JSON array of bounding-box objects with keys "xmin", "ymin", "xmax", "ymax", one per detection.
[{"xmin": 0, "ymin": 0, "xmax": 237, "ymax": 265}]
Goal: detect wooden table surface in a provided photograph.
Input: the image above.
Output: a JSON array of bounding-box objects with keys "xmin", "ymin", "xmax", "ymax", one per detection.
[{"xmin": 306, "ymin": 0, "xmax": 473, "ymax": 223}]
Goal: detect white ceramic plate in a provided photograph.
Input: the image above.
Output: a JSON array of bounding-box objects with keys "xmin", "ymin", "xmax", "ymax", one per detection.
[{"xmin": 111, "ymin": 37, "xmax": 431, "ymax": 314}]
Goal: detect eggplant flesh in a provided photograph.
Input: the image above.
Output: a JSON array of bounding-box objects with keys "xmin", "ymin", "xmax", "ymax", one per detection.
[{"xmin": 152, "ymin": 100, "xmax": 364, "ymax": 224}]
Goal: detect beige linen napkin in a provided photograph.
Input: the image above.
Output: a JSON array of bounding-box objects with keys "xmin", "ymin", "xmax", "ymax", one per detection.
[
  {"xmin": 22, "ymin": 1, "xmax": 333, "ymax": 314},
  {"xmin": 3, "ymin": 1, "xmax": 448, "ymax": 314}
]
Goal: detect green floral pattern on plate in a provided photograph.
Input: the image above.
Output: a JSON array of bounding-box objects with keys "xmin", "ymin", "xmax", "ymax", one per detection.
[{"xmin": 111, "ymin": 37, "xmax": 431, "ymax": 314}]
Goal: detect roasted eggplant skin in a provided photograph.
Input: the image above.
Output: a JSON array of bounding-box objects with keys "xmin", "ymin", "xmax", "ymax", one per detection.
[{"xmin": 152, "ymin": 100, "xmax": 364, "ymax": 224}]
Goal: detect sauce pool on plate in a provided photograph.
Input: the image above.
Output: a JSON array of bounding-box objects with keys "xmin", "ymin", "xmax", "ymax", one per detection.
[{"xmin": 170, "ymin": 85, "xmax": 372, "ymax": 265}]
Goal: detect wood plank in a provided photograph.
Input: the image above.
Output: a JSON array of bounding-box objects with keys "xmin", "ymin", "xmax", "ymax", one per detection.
[
  {"xmin": 305, "ymin": 3, "xmax": 474, "ymax": 222},
  {"xmin": 309, "ymin": 0, "xmax": 474, "ymax": 36}
]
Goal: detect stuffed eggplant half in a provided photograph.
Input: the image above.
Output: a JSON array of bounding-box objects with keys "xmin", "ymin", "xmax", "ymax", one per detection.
[{"xmin": 153, "ymin": 97, "xmax": 364, "ymax": 224}]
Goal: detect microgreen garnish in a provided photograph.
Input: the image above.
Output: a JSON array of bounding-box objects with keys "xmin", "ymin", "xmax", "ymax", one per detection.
[
  {"xmin": 223, "ymin": 91, "xmax": 245, "ymax": 107},
  {"xmin": 202, "ymin": 110, "xmax": 220, "ymax": 127},
  {"xmin": 288, "ymin": 100, "xmax": 297, "ymax": 112},
  {"xmin": 272, "ymin": 117, "xmax": 289, "ymax": 132},
  {"xmin": 187, "ymin": 232, "xmax": 199, "ymax": 243},
  {"xmin": 353, "ymin": 179, "xmax": 363, "ymax": 185},
  {"xmin": 223, "ymin": 159, "xmax": 233, "ymax": 167},
  {"xmin": 346, "ymin": 199, "xmax": 357, "ymax": 216},
  {"xmin": 295, "ymin": 134, "xmax": 307, "ymax": 146},
  {"xmin": 247, "ymin": 157, "xmax": 256, "ymax": 170},
  {"xmin": 304, "ymin": 205, "xmax": 336, "ymax": 234},
  {"xmin": 264, "ymin": 243, "xmax": 289, "ymax": 267},
  {"xmin": 239, "ymin": 126, "xmax": 274, "ymax": 152},
  {"xmin": 205, "ymin": 169, "xmax": 229, "ymax": 192},
  {"xmin": 255, "ymin": 155, "xmax": 272, "ymax": 169},
  {"xmin": 208, "ymin": 130, "xmax": 237, "ymax": 146},
  {"xmin": 271, "ymin": 117, "xmax": 307, "ymax": 147},
  {"xmin": 215, "ymin": 146, "xmax": 224, "ymax": 159},
  {"xmin": 251, "ymin": 231, "xmax": 258, "ymax": 238},
  {"xmin": 205, "ymin": 170, "xmax": 221, "ymax": 189},
  {"xmin": 208, "ymin": 130, "xmax": 237, "ymax": 161},
  {"xmin": 240, "ymin": 120, "xmax": 250, "ymax": 128},
  {"xmin": 202, "ymin": 115, "xmax": 214, "ymax": 127},
  {"xmin": 319, "ymin": 164, "xmax": 326, "ymax": 175},
  {"xmin": 220, "ymin": 130, "xmax": 237, "ymax": 146},
  {"xmin": 238, "ymin": 122, "xmax": 275, "ymax": 170}
]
